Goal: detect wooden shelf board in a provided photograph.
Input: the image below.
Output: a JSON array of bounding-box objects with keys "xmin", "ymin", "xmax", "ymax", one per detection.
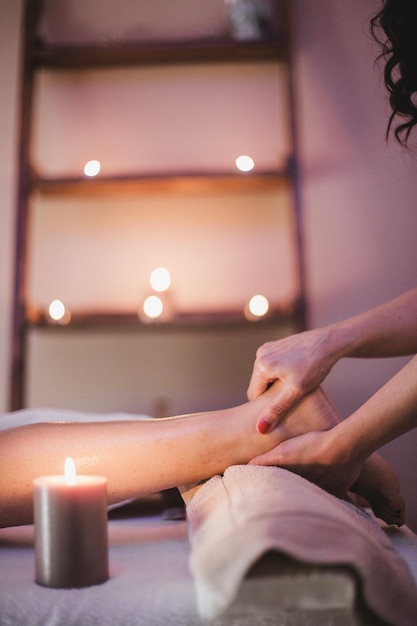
[
  {"xmin": 33, "ymin": 37, "xmax": 288, "ymax": 70},
  {"xmin": 30, "ymin": 171, "xmax": 290, "ymax": 197},
  {"xmin": 27, "ymin": 306, "xmax": 300, "ymax": 331}
]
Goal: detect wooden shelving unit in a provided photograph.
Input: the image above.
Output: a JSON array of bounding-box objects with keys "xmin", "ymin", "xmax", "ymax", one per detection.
[
  {"xmin": 31, "ymin": 170, "xmax": 289, "ymax": 197},
  {"xmin": 27, "ymin": 306, "xmax": 300, "ymax": 331},
  {"xmin": 10, "ymin": 0, "xmax": 305, "ymax": 411},
  {"xmin": 34, "ymin": 37, "xmax": 288, "ymax": 69}
]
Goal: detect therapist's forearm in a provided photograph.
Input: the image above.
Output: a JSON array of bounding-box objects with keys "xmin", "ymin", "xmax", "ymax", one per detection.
[
  {"xmin": 320, "ymin": 287, "xmax": 417, "ymax": 361},
  {"xmin": 328, "ymin": 355, "xmax": 417, "ymax": 463}
]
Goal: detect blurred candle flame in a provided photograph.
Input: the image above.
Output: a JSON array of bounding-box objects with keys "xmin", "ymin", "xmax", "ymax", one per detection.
[
  {"xmin": 236, "ymin": 155, "xmax": 255, "ymax": 172},
  {"xmin": 84, "ymin": 160, "xmax": 101, "ymax": 177},
  {"xmin": 249, "ymin": 294, "xmax": 269, "ymax": 316},
  {"xmin": 150, "ymin": 267, "xmax": 171, "ymax": 292},
  {"xmin": 64, "ymin": 457, "xmax": 76, "ymax": 484},
  {"xmin": 245, "ymin": 294, "xmax": 270, "ymax": 321},
  {"xmin": 143, "ymin": 295, "xmax": 164, "ymax": 319}
]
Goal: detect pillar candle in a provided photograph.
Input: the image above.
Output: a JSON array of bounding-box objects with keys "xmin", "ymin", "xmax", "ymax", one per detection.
[{"xmin": 33, "ymin": 457, "xmax": 109, "ymax": 588}]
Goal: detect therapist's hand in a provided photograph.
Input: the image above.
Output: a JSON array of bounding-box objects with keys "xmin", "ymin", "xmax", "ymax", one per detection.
[
  {"xmin": 247, "ymin": 330, "xmax": 337, "ymax": 434},
  {"xmin": 249, "ymin": 429, "xmax": 362, "ymax": 498}
]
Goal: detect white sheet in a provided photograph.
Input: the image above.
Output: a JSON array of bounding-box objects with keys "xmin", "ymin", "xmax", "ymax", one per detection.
[
  {"xmin": 0, "ymin": 408, "xmax": 151, "ymax": 429},
  {"xmin": 1, "ymin": 505, "xmax": 417, "ymax": 626}
]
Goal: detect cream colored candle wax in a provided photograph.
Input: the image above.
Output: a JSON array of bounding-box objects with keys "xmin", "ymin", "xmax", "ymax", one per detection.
[{"xmin": 33, "ymin": 457, "xmax": 109, "ymax": 588}]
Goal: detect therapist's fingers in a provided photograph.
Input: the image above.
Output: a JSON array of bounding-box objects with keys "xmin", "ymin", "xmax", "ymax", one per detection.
[
  {"xmin": 246, "ymin": 360, "xmax": 275, "ymax": 401},
  {"xmin": 249, "ymin": 440, "xmax": 288, "ymax": 466},
  {"xmin": 256, "ymin": 384, "xmax": 303, "ymax": 434}
]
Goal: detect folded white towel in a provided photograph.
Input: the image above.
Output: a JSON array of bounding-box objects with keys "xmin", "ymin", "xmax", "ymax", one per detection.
[{"xmin": 187, "ymin": 465, "xmax": 417, "ymax": 624}]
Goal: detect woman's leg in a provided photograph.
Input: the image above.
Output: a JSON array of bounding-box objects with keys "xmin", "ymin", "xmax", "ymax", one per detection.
[
  {"xmin": 0, "ymin": 383, "xmax": 404, "ymax": 528},
  {"xmin": 0, "ymin": 382, "xmax": 337, "ymax": 528}
]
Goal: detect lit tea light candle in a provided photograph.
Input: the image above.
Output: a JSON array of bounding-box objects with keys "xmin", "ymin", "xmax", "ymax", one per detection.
[
  {"xmin": 150, "ymin": 267, "xmax": 171, "ymax": 292},
  {"xmin": 142, "ymin": 294, "xmax": 164, "ymax": 319},
  {"xmin": 83, "ymin": 159, "xmax": 101, "ymax": 177},
  {"xmin": 245, "ymin": 294, "xmax": 270, "ymax": 321},
  {"xmin": 48, "ymin": 299, "xmax": 71, "ymax": 325},
  {"xmin": 235, "ymin": 154, "xmax": 255, "ymax": 172},
  {"xmin": 33, "ymin": 457, "xmax": 109, "ymax": 588}
]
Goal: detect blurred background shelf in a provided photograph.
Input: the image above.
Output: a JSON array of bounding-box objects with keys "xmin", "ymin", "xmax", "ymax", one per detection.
[{"xmin": 11, "ymin": 0, "xmax": 305, "ymax": 412}]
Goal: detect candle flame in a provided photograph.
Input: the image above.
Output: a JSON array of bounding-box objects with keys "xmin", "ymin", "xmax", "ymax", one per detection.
[
  {"xmin": 64, "ymin": 457, "xmax": 76, "ymax": 484},
  {"xmin": 150, "ymin": 267, "xmax": 171, "ymax": 292}
]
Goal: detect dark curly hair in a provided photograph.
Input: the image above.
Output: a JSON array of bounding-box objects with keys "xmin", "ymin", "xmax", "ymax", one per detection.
[{"xmin": 370, "ymin": 0, "xmax": 417, "ymax": 144}]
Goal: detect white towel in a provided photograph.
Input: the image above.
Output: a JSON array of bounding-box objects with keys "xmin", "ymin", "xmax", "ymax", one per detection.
[
  {"xmin": 187, "ymin": 465, "xmax": 417, "ymax": 624},
  {"xmin": 0, "ymin": 408, "xmax": 151, "ymax": 430}
]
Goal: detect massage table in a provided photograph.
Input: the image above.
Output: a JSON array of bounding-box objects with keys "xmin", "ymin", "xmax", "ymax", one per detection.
[{"xmin": 1, "ymin": 410, "xmax": 417, "ymax": 625}]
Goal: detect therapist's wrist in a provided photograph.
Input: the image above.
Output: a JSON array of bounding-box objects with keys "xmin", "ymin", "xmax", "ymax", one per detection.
[
  {"xmin": 318, "ymin": 322, "xmax": 361, "ymax": 363},
  {"xmin": 326, "ymin": 417, "xmax": 373, "ymax": 470}
]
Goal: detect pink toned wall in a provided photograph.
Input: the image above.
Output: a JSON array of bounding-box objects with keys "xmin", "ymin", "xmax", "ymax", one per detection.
[
  {"xmin": 294, "ymin": 0, "xmax": 417, "ymax": 530},
  {"xmin": 1, "ymin": 1, "xmax": 416, "ymax": 528}
]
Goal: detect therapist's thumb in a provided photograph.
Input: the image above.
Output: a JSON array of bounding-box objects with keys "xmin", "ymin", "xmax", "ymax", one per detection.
[{"xmin": 256, "ymin": 386, "xmax": 301, "ymax": 434}]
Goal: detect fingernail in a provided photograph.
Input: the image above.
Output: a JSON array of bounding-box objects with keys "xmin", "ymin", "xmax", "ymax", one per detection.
[{"xmin": 258, "ymin": 419, "xmax": 271, "ymax": 435}]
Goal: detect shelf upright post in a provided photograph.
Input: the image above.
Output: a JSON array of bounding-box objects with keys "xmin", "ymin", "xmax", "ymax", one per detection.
[
  {"xmin": 9, "ymin": 0, "xmax": 42, "ymax": 410},
  {"xmin": 282, "ymin": 0, "xmax": 307, "ymax": 331}
]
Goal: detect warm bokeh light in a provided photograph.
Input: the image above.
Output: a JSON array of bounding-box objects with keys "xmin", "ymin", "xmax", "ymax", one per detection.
[
  {"xmin": 142, "ymin": 295, "xmax": 164, "ymax": 319},
  {"xmin": 48, "ymin": 299, "xmax": 69, "ymax": 322},
  {"xmin": 150, "ymin": 267, "xmax": 171, "ymax": 292},
  {"xmin": 235, "ymin": 155, "xmax": 255, "ymax": 172},
  {"xmin": 248, "ymin": 294, "xmax": 269, "ymax": 317},
  {"xmin": 83, "ymin": 160, "xmax": 101, "ymax": 177}
]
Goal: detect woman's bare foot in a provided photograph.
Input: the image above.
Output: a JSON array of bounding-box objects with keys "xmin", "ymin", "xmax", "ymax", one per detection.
[
  {"xmin": 181, "ymin": 384, "xmax": 405, "ymax": 526},
  {"xmin": 267, "ymin": 386, "xmax": 341, "ymax": 441}
]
